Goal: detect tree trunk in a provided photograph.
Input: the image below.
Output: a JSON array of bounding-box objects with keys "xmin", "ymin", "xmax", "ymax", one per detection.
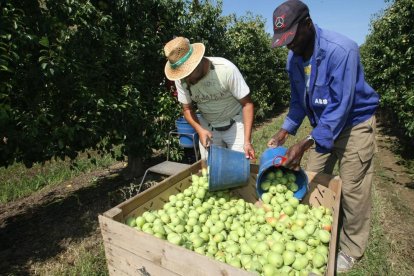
[{"xmin": 124, "ymin": 154, "xmax": 144, "ymax": 179}]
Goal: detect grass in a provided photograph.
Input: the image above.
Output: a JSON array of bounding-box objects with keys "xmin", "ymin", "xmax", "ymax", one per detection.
[
  {"xmin": 0, "ymin": 150, "xmax": 119, "ymax": 204},
  {"xmin": 344, "ymin": 182, "xmax": 391, "ymax": 276},
  {"xmin": 32, "ymin": 238, "xmax": 109, "ymax": 276},
  {"xmin": 252, "ymin": 113, "xmax": 313, "ymax": 158},
  {"xmin": 2, "ymin": 112, "xmax": 411, "ymax": 275}
]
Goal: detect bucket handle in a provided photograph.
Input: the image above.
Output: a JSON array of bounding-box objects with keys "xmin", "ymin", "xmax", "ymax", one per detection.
[{"xmin": 272, "ymin": 155, "xmax": 287, "ymax": 167}]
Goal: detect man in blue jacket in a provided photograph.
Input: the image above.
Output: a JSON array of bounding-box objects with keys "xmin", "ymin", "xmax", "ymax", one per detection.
[{"xmin": 268, "ymin": 0, "xmax": 379, "ymax": 272}]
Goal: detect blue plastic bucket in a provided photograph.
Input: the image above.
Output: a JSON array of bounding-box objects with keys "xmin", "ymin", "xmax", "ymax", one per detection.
[
  {"xmin": 208, "ymin": 145, "xmax": 250, "ymax": 191},
  {"xmin": 175, "ymin": 116, "xmax": 199, "ymax": 148},
  {"xmin": 256, "ymin": 147, "xmax": 308, "ymax": 200}
]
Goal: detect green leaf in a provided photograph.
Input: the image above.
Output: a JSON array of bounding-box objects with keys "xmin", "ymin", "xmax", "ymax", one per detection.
[
  {"xmin": 0, "ymin": 65, "xmax": 13, "ymax": 72},
  {"xmin": 58, "ymin": 139, "xmax": 64, "ymax": 149},
  {"xmin": 39, "ymin": 36, "xmax": 49, "ymax": 47}
]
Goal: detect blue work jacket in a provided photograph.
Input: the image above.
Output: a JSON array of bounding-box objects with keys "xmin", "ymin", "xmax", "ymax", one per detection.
[{"xmin": 282, "ymin": 25, "xmax": 379, "ymax": 153}]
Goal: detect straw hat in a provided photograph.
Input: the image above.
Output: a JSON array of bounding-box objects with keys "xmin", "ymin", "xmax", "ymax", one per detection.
[{"xmin": 164, "ymin": 37, "xmax": 205, "ymax": 81}]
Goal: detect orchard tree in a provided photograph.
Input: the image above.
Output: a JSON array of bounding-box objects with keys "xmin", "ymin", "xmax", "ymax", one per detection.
[
  {"xmin": 223, "ymin": 14, "xmax": 289, "ymax": 119},
  {"xmin": 1, "ymin": 0, "xmax": 291, "ymax": 178},
  {"xmin": 0, "ymin": 0, "xmax": 234, "ymax": 176},
  {"xmin": 361, "ymin": 0, "xmax": 414, "ymax": 138},
  {"xmin": 0, "ymin": 0, "xmax": 185, "ymax": 173}
]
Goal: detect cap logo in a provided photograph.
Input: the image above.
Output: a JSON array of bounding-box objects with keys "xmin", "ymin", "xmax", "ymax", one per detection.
[
  {"xmin": 274, "ymin": 15, "xmax": 286, "ymax": 30},
  {"xmin": 277, "ymin": 31, "xmax": 295, "ymax": 46}
]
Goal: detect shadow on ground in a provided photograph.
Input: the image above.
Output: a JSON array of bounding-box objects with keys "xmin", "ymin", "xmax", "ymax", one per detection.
[{"xmin": 0, "ymin": 157, "xmax": 172, "ymax": 275}]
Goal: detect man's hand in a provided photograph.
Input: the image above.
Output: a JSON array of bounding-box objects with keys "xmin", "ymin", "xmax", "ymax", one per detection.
[
  {"xmin": 199, "ymin": 128, "xmax": 213, "ymax": 148},
  {"xmin": 267, "ymin": 129, "xmax": 289, "ymax": 148},
  {"xmin": 243, "ymin": 143, "xmax": 256, "ymax": 160},
  {"xmin": 284, "ymin": 143, "xmax": 305, "ymax": 171},
  {"xmin": 284, "ymin": 136, "xmax": 314, "ymax": 171}
]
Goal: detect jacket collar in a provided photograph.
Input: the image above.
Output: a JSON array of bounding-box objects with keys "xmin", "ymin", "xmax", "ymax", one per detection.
[{"xmin": 314, "ymin": 25, "xmax": 326, "ymax": 64}]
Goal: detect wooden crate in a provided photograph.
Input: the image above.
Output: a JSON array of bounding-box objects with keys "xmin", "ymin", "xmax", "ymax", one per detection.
[{"xmin": 99, "ymin": 161, "xmax": 342, "ymax": 276}]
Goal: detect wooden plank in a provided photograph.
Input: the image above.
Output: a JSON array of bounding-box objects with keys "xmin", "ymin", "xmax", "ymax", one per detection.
[
  {"xmin": 103, "ymin": 207, "xmax": 123, "ymax": 220},
  {"xmin": 125, "ymin": 176, "xmax": 193, "ymax": 220},
  {"xmin": 105, "ymin": 243, "xmax": 179, "ymax": 276},
  {"xmin": 231, "ymin": 174, "xmax": 258, "ymax": 202},
  {"xmin": 99, "ymin": 215, "xmax": 253, "ymax": 276},
  {"xmin": 250, "ymin": 163, "xmax": 260, "ymax": 174},
  {"xmin": 106, "ymin": 161, "xmax": 201, "ymax": 222},
  {"xmin": 327, "ymin": 176, "xmax": 342, "ymax": 276},
  {"xmin": 107, "ymin": 264, "xmax": 129, "ymax": 276},
  {"xmin": 304, "ymin": 173, "xmax": 342, "ymax": 276}
]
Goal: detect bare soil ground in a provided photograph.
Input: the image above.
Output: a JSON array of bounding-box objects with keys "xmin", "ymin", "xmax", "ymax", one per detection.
[
  {"xmin": 0, "ymin": 124, "xmax": 413, "ymax": 275},
  {"xmin": 372, "ymin": 127, "xmax": 414, "ymax": 273}
]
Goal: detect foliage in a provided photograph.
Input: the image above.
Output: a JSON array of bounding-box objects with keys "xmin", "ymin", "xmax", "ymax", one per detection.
[
  {"xmin": 0, "ymin": 0, "xmax": 290, "ymax": 169},
  {"xmin": 178, "ymin": 0, "xmax": 229, "ymax": 55},
  {"xmin": 0, "ymin": 0, "xmax": 184, "ymax": 168},
  {"xmin": 222, "ymin": 14, "xmax": 290, "ymax": 120},
  {"xmin": 361, "ymin": 0, "xmax": 414, "ymax": 138}
]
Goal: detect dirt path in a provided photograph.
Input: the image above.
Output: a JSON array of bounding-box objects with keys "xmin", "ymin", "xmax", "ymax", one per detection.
[
  {"xmin": 0, "ymin": 163, "xmax": 129, "ymax": 274},
  {"xmin": 372, "ymin": 126, "xmax": 414, "ymax": 273},
  {"xmin": 0, "ymin": 126, "xmax": 413, "ymax": 275}
]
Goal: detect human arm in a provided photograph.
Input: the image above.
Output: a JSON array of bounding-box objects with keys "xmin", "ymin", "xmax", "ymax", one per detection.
[
  {"xmin": 225, "ymin": 60, "xmax": 256, "ymax": 159},
  {"xmin": 267, "ymin": 128, "xmax": 289, "ymax": 147},
  {"xmin": 239, "ymin": 95, "xmax": 255, "ymax": 159},
  {"xmin": 182, "ymin": 104, "xmax": 212, "ymax": 148}
]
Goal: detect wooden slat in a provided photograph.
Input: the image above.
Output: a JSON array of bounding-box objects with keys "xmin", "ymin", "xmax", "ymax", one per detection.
[
  {"xmin": 103, "ymin": 207, "xmax": 123, "ymax": 220},
  {"xmin": 105, "ymin": 161, "xmax": 202, "ymax": 222},
  {"xmin": 105, "ymin": 243, "xmax": 179, "ymax": 276},
  {"xmin": 231, "ymin": 174, "xmax": 258, "ymax": 202},
  {"xmin": 99, "ymin": 215, "xmax": 253, "ymax": 276},
  {"xmin": 107, "ymin": 264, "xmax": 129, "ymax": 276},
  {"xmin": 303, "ymin": 172, "xmax": 342, "ymax": 276},
  {"xmin": 327, "ymin": 176, "xmax": 342, "ymax": 276},
  {"xmin": 125, "ymin": 176, "xmax": 193, "ymax": 219}
]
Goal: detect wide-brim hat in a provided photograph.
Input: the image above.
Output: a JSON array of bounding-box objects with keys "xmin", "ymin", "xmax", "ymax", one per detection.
[
  {"xmin": 271, "ymin": 0, "xmax": 309, "ymax": 48},
  {"xmin": 164, "ymin": 37, "xmax": 205, "ymax": 81}
]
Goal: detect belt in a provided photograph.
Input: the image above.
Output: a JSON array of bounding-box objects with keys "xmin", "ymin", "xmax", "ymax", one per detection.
[{"xmin": 211, "ymin": 119, "xmax": 236, "ymax": 131}]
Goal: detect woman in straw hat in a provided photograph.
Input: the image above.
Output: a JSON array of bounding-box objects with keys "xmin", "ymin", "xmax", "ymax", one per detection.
[{"xmin": 164, "ymin": 37, "xmax": 255, "ymax": 160}]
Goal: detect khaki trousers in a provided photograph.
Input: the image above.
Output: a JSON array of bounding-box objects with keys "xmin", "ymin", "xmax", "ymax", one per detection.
[{"xmin": 306, "ymin": 116, "xmax": 377, "ymax": 259}]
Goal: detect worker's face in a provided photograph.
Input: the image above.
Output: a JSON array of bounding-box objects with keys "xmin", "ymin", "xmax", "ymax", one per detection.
[
  {"xmin": 185, "ymin": 59, "xmax": 205, "ymax": 85},
  {"xmin": 287, "ymin": 18, "xmax": 314, "ymax": 58}
]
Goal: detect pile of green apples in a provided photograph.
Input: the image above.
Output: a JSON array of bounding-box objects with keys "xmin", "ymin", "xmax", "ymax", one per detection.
[{"xmin": 125, "ymin": 168, "xmax": 333, "ymax": 276}]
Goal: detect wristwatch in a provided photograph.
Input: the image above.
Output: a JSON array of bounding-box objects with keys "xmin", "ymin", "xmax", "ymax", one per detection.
[{"xmin": 306, "ymin": 135, "xmax": 315, "ymax": 144}]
